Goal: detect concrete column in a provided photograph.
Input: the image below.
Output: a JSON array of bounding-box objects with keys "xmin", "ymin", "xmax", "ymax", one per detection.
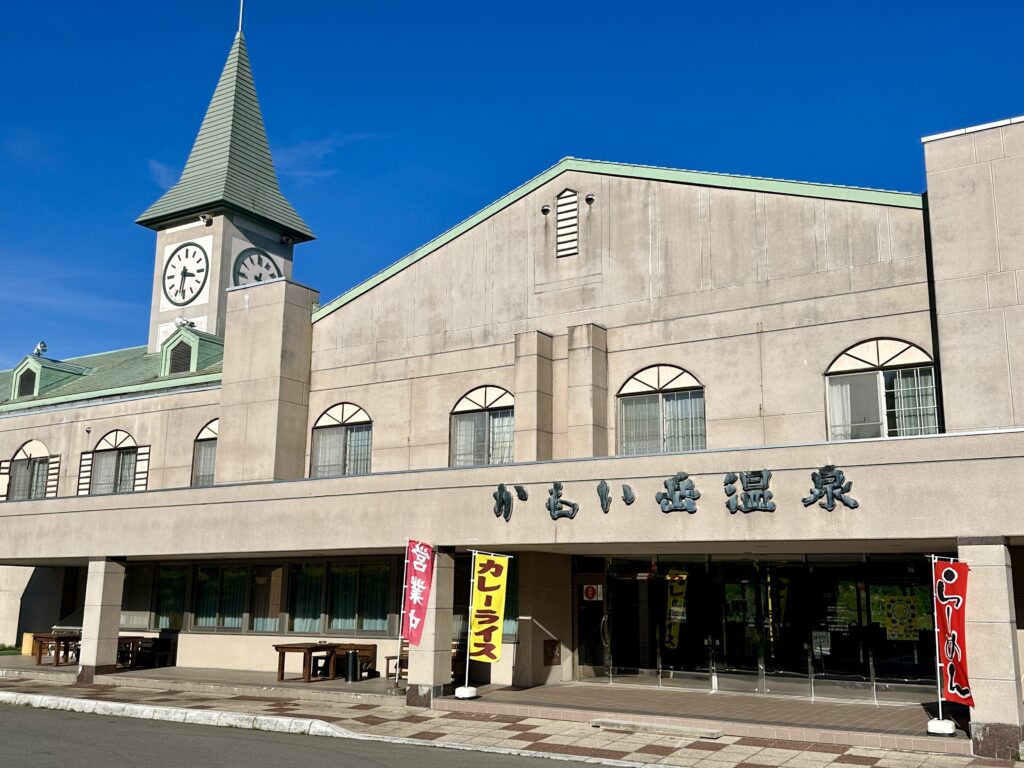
[
  {"xmin": 77, "ymin": 559, "xmax": 125, "ymax": 683},
  {"xmin": 512, "ymin": 553, "xmax": 573, "ymax": 687},
  {"xmin": 216, "ymin": 279, "xmax": 318, "ymax": 483},
  {"xmin": 514, "ymin": 330, "xmax": 554, "ymax": 462},
  {"xmin": 958, "ymin": 539, "xmax": 1024, "ymax": 759},
  {"xmin": 0, "ymin": 566, "xmax": 33, "ymax": 647},
  {"xmin": 406, "ymin": 550, "xmax": 455, "ymax": 707},
  {"xmin": 566, "ymin": 323, "xmax": 608, "ymax": 458}
]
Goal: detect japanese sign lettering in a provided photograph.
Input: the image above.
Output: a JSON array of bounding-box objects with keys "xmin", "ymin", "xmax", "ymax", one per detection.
[
  {"xmin": 493, "ymin": 483, "xmax": 513, "ymax": 522},
  {"xmin": 468, "ymin": 552, "xmax": 511, "ymax": 664},
  {"xmin": 724, "ymin": 470, "xmax": 776, "ymax": 514},
  {"xmin": 802, "ymin": 465, "xmax": 859, "ymax": 511},
  {"xmin": 546, "ymin": 482, "xmax": 579, "ymax": 520},
  {"xmin": 656, "ymin": 472, "xmax": 700, "ymax": 513},
  {"xmin": 597, "ymin": 480, "xmax": 612, "ymax": 514},
  {"xmin": 934, "ymin": 560, "xmax": 974, "ymax": 706},
  {"xmin": 401, "ymin": 540, "xmax": 435, "ymax": 647}
]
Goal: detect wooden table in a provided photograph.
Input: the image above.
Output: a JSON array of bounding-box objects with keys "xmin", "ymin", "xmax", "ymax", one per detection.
[
  {"xmin": 273, "ymin": 643, "xmax": 342, "ymax": 683},
  {"xmin": 117, "ymin": 636, "xmax": 146, "ymax": 669},
  {"xmin": 33, "ymin": 633, "xmax": 81, "ymax": 667}
]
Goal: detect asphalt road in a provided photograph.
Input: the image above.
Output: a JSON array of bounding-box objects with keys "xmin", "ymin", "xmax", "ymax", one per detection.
[{"xmin": 0, "ymin": 705, "xmax": 556, "ymax": 768}]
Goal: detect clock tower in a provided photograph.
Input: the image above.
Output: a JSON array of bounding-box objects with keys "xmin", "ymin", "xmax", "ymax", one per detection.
[{"xmin": 136, "ymin": 31, "xmax": 314, "ymax": 352}]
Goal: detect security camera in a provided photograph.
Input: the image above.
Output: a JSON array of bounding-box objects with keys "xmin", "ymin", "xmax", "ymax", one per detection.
[
  {"xmin": 199, "ymin": 214, "xmax": 214, "ymax": 226},
  {"xmin": 541, "ymin": 204, "xmax": 551, "ymax": 216},
  {"xmin": 585, "ymin": 194, "xmax": 595, "ymax": 205}
]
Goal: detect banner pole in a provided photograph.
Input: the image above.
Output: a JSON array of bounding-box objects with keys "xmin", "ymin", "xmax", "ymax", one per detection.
[
  {"xmin": 396, "ymin": 540, "xmax": 410, "ymax": 686},
  {"xmin": 930, "ymin": 554, "xmax": 944, "ymax": 723},
  {"xmin": 464, "ymin": 553, "xmax": 475, "ymax": 692}
]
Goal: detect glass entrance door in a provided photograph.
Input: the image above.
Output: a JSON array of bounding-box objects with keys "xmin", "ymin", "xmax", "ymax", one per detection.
[
  {"xmin": 574, "ymin": 574, "xmax": 608, "ymax": 681},
  {"xmin": 712, "ymin": 561, "xmax": 763, "ymax": 693},
  {"xmin": 608, "ymin": 559, "xmax": 659, "ymax": 685}
]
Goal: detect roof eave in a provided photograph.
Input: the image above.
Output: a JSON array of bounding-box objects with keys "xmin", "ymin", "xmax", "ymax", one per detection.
[{"xmin": 135, "ymin": 201, "xmax": 315, "ymax": 243}]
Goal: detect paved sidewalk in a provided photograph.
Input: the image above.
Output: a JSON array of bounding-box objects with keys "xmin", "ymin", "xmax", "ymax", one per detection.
[{"xmin": 0, "ymin": 677, "xmax": 1017, "ymax": 768}]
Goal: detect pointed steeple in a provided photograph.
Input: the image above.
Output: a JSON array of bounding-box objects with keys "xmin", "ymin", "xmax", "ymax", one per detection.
[{"xmin": 137, "ymin": 32, "xmax": 314, "ymax": 241}]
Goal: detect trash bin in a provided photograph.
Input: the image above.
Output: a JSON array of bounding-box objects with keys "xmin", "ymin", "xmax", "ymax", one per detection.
[{"xmin": 345, "ymin": 649, "xmax": 360, "ymax": 683}]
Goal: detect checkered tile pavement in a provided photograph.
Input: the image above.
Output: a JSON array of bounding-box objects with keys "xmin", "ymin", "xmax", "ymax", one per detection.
[{"xmin": 0, "ymin": 677, "xmax": 1017, "ymax": 768}]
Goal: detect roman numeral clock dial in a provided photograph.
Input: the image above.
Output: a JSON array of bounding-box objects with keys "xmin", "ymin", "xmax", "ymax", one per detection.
[{"xmin": 162, "ymin": 242, "xmax": 209, "ymax": 306}]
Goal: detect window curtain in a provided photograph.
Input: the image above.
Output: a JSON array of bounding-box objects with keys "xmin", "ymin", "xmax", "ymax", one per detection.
[
  {"xmin": 885, "ymin": 367, "xmax": 939, "ymax": 437},
  {"xmin": 250, "ymin": 566, "xmax": 283, "ymax": 632},
  {"xmin": 311, "ymin": 426, "xmax": 345, "ymax": 478},
  {"xmin": 289, "ymin": 563, "xmax": 324, "ymax": 633},
  {"xmin": 488, "ymin": 409, "xmax": 514, "ymax": 465},
  {"xmin": 327, "ymin": 564, "xmax": 358, "ymax": 631},
  {"xmin": 155, "ymin": 566, "xmax": 187, "ymax": 630},
  {"xmin": 451, "ymin": 412, "xmax": 487, "ymax": 467},
  {"xmin": 359, "ymin": 563, "xmax": 389, "ymax": 631},
  {"xmin": 192, "ymin": 440, "xmax": 217, "ymax": 487},
  {"xmin": 90, "ymin": 451, "xmax": 117, "ymax": 495},
  {"xmin": 120, "ymin": 564, "xmax": 154, "ymax": 629},
  {"xmin": 664, "ymin": 390, "xmax": 705, "ymax": 452},
  {"xmin": 193, "ymin": 567, "xmax": 221, "ymax": 627},
  {"xmin": 619, "ymin": 394, "xmax": 660, "ymax": 455},
  {"xmin": 827, "ymin": 377, "xmax": 853, "ymax": 440},
  {"xmin": 344, "ymin": 425, "xmax": 372, "ymax": 475},
  {"xmin": 220, "ymin": 566, "xmax": 246, "ymax": 629},
  {"xmin": 115, "ymin": 449, "xmax": 137, "ymax": 493}
]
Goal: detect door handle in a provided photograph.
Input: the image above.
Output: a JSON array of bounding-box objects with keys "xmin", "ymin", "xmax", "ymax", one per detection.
[{"xmin": 600, "ymin": 615, "xmax": 610, "ymax": 648}]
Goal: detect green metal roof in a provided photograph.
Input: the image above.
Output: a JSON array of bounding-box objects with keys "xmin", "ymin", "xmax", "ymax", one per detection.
[
  {"xmin": 312, "ymin": 156, "xmax": 923, "ymax": 322},
  {"xmin": 0, "ymin": 345, "xmax": 222, "ymax": 414},
  {"xmin": 136, "ymin": 32, "xmax": 314, "ymax": 242}
]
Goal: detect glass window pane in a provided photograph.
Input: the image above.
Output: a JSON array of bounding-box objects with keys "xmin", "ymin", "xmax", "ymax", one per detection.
[
  {"xmin": 90, "ymin": 451, "xmax": 117, "ymax": 495},
  {"xmin": 30, "ymin": 458, "xmax": 48, "ymax": 499},
  {"xmin": 220, "ymin": 566, "xmax": 246, "ymax": 629},
  {"xmin": 359, "ymin": 563, "xmax": 389, "ymax": 632},
  {"xmin": 194, "ymin": 566, "xmax": 221, "ymax": 628},
  {"xmin": 115, "ymin": 448, "xmax": 138, "ymax": 493},
  {"xmin": 288, "ymin": 563, "xmax": 324, "ymax": 633},
  {"xmin": 327, "ymin": 564, "xmax": 358, "ymax": 631},
  {"xmin": 120, "ymin": 564, "xmax": 154, "ymax": 628},
  {"xmin": 829, "ymin": 373, "xmax": 881, "ymax": 440},
  {"xmin": 311, "ymin": 426, "xmax": 346, "ymax": 478},
  {"xmin": 192, "ymin": 440, "xmax": 217, "ymax": 487},
  {"xmin": 345, "ymin": 424, "xmax": 372, "ymax": 475},
  {"xmin": 884, "ymin": 366, "xmax": 940, "ymax": 437},
  {"xmin": 155, "ymin": 565, "xmax": 187, "ymax": 630},
  {"xmin": 488, "ymin": 409, "xmax": 514, "ymax": 465},
  {"xmin": 249, "ymin": 565, "xmax": 284, "ymax": 632},
  {"xmin": 451, "ymin": 412, "xmax": 487, "ymax": 467},
  {"xmin": 664, "ymin": 390, "xmax": 705, "ymax": 452},
  {"xmin": 9, "ymin": 459, "xmax": 31, "ymax": 501},
  {"xmin": 619, "ymin": 394, "xmax": 661, "ymax": 455}
]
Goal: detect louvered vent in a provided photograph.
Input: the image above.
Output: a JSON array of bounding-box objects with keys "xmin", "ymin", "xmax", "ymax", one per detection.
[
  {"xmin": 169, "ymin": 341, "xmax": 192, "ymax": 374},
  {"xmin": 17, "ymin": 369, "xmax": 36, "ymax": 398},
  {"xmin": 555, "ymin": 188, "xmax": 579, "ymax": 257}
]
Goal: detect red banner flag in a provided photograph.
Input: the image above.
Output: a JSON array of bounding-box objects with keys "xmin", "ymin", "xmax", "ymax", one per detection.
[
  {"xmin": 933, "ymin": 560, "xmax": 974, "ymax": 707},
  {"xmin": 401, "ymin": 540, "xmax": 435, "ymax": 647}
]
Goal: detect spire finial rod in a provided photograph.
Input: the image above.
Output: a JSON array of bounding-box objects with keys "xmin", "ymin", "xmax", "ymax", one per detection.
[{"xmin": 238, "ymin": 0, "xmax": 245, "ymax": 32}]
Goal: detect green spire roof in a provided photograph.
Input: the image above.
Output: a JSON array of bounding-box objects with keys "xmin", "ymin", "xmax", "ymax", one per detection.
[{"xmin": 136, "ymin": 32, "xmax": 314, "ymax": 241}]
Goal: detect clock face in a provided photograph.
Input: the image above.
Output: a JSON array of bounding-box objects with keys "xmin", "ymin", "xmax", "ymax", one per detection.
[
  {"xmin": 233, "ymin": 248, "xmax": 283, "ymax": 286},
  {"xmin": 162, "ymin": 242, "xmax": 209, "ymax": 306}
]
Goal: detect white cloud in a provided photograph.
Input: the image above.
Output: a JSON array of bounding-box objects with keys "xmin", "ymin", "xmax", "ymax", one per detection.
[
  {"xmin": 148, "ymin": 159, "xmax": 180, "ymax": 190},
  {"xmin": 273, "ymin": 133, "xmax": 377, "ymax": 183}
]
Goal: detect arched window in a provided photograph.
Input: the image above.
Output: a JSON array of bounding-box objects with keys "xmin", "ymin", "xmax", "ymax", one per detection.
[
  {"xmin": 2, "ymin": 440, "xmax": 56, "ymax": 501},
  {"xmin": 450, "ymin": 386, "xmax": 515, "ymax": 467},
  {"xmin": 311, "ymin": 404, "xmax": 372, "ymax": 478},
  {"xmin": 87, "ymin": 430, "xmax": 140, "ymax": 495},
  {"xmin": 191, "ymin": 419, "xmax": 218, "ymax": 487},
  {"xmin": 825, "ymin": 338, "xmax": 938, "ymax": 440},
  {"xmin": 617, "ymin": 365, "xmax": 705, "ymax": 455}
]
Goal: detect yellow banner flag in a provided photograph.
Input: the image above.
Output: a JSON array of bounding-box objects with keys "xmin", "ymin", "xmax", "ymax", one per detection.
[{"xmin": 468, "ymin": 552, "xmax": 510, "ymax": 664}]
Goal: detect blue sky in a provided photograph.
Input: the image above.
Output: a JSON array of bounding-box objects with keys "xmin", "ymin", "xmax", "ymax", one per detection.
[{"xmin": 1, "ymin": 1, "xmax": 1022, "ymax": 369}]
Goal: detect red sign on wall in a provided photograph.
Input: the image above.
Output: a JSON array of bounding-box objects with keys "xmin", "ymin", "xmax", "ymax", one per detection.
[
  {"xmin": 933, "ymin": 560, "xmax": 974, "ymax": 707},
  {"xmin": 401, "ymin": 540, "xmax": 435, "ymax": 647}
]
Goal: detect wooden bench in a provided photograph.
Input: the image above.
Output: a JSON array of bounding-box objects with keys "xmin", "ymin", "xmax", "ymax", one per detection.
[{"xmin": 386, "ymin": 640, "xmax": 464, "ymax": 681}]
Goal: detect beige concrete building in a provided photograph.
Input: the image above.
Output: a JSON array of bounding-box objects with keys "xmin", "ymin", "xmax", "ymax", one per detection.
[{"xmin": 2, "ymin": 29, "xmax": 1024, "ymax": 758}]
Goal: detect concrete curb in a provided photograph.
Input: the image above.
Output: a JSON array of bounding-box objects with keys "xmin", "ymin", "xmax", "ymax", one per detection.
[{"xmin": 0, "ymin": 691, "xmax": 654, "ymax": 767}]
